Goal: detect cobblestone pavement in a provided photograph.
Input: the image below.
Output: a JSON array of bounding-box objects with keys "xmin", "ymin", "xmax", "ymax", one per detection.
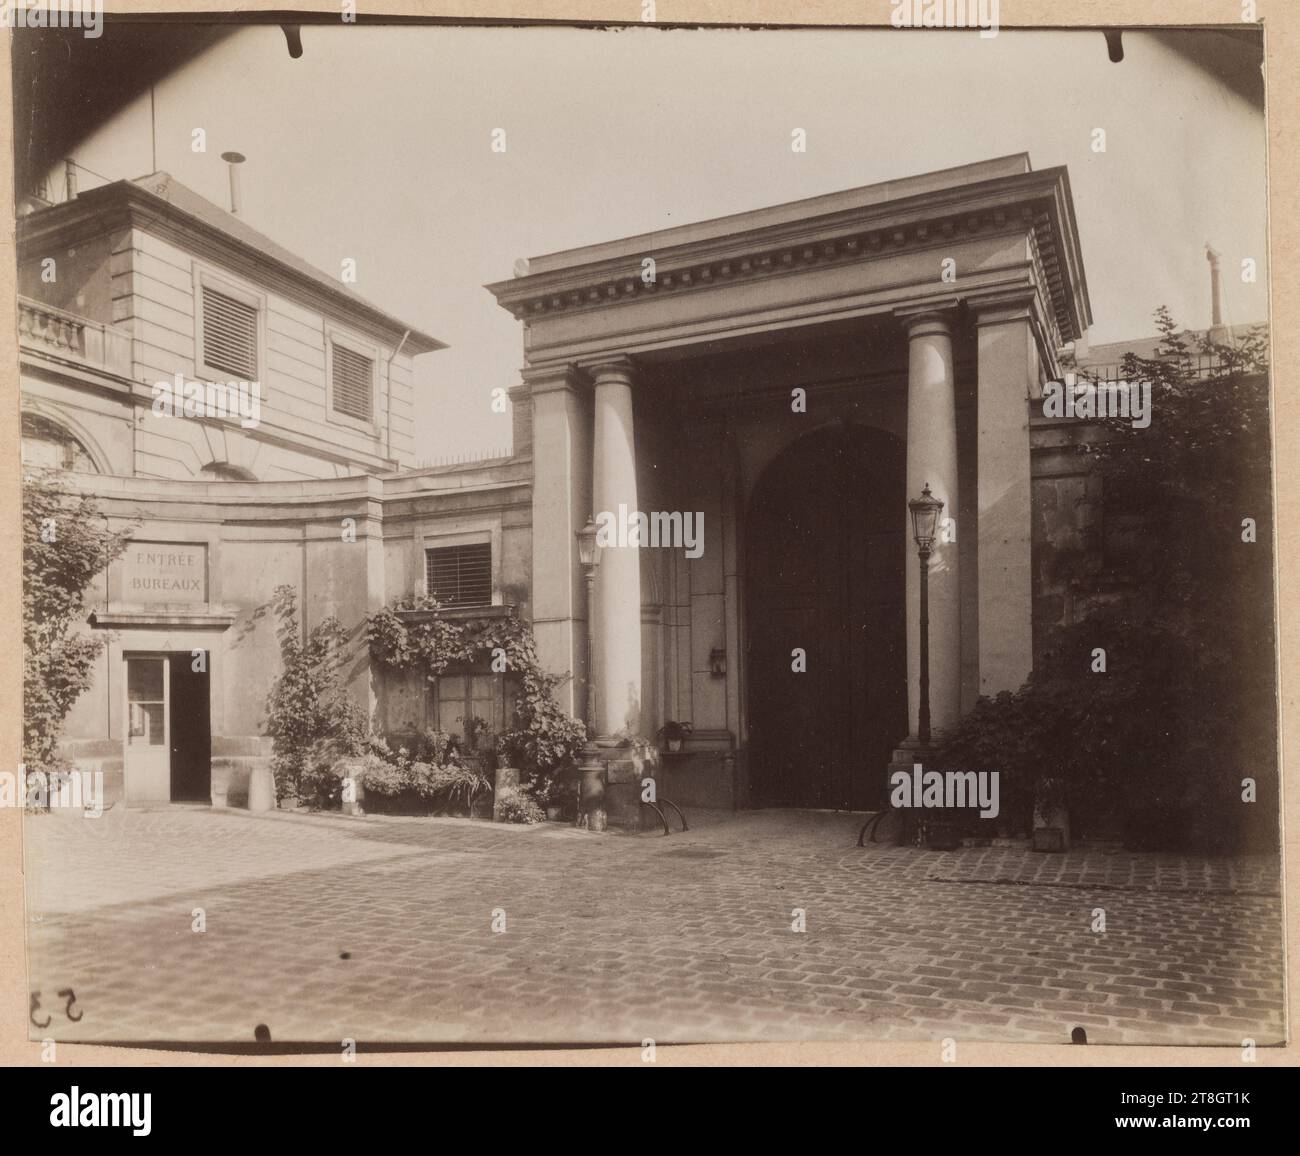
[{"xmin": 22, "ymin": 806, "xmax": 1285, "ymax": 1048}]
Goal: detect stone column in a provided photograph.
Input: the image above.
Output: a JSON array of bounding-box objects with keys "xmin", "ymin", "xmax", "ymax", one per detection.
[
  {"xmin": 590, "ymin": 356, "xmax": 642, "ymax": 739},
  {"xmin": 524, "ymin": 365, "xmax": 590, "ymax": 717},
  {"xmin": 974, "ymin": 299, "xmax": 1038, "ymax": 696},
  {"xmin": 901, "ymin": 310, "xmax": 961, "ymax": 739}
]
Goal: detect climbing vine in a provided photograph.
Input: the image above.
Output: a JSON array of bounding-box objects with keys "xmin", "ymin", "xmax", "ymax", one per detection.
[{"xmin": 366, "ymin": 596, "xmax": 586, "ymax": 799}]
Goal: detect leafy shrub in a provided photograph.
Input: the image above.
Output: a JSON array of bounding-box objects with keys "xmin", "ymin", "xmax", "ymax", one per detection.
[
  {"xmin": 22, "ymin": 476, "xmax": 132, "ymax": 771},
  {"xmin": 264, "ymin": 585, "xmax": 365, "ymax": 804},
  {"xmin": 933, "ymin": 313, "xmax": 1277, "ymax": 853},
  {"xmin": 494, "ymin": 785, "xmax": 545, "ymax": 825}
]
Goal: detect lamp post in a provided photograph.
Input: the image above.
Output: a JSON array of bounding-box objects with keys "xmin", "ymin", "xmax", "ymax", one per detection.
[
  {"xmin": 575, "ymin": 517, "xmax": 606, "ymax": 830},
  {"xmin": 576, "ymin": 516, "xmax": 600, "ymax": 731},
  {"xmin": 908, "ymin": 483, "xmax": 944, "ymax": 746}
]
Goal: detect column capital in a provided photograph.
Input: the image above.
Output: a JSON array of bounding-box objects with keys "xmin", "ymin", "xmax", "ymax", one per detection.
[
  {"xmin": 580, "ymin": 353, "xmax": 638, "ymax": 386},
  {"xmin": 966, "ymin": 287, "xmax": 1038, "ymax": 328},
  {"xmin": 895, "ymin": 302, "xmax": 959, "ymax": 339},
  {"xmin": 520, "ymin": 362, "xmax": 586, "ymax": 395}
]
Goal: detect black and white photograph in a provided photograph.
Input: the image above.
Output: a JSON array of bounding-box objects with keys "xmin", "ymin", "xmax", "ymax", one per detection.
[{"xmin": 7, "ymin": 4, "xmax": 1285, "ymax": 1067}]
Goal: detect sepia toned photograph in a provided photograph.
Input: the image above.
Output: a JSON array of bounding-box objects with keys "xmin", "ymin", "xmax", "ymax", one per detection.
[{"xmin": 8, "ymin": 9, "xmax": 1283, "ymax": 1059}]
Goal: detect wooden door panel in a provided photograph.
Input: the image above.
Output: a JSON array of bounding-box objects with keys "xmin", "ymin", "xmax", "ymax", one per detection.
[{"xmin": 746, "ymin": 425, "xmax": 906, "ymax": 810}]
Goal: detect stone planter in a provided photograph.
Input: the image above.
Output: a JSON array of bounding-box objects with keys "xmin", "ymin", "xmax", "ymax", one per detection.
[{"xmin": 364, "ymin": 790, "xmax": 434, "ymax": 816}]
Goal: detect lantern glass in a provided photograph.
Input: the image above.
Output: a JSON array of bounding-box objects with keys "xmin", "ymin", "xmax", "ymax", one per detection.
[
  {"xmin": 577, "ymin": 517, "xmax": 599, "ymax": 569},
  {"xmin": 908, "ymin": 484, "xmax": 944, "ymax": 549}
]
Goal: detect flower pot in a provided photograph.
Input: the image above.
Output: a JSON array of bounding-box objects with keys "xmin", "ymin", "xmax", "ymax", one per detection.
[{"xmin": 666, "ymin": 738, "xmax": 682, "ymax": 753}]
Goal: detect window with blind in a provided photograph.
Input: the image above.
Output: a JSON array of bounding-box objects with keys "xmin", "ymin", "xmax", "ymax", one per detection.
[
  {"xmin": 331, "ymin": 343, "xmax": 375, "ymax": 422},
  {"xmin": 425, "ymin": 543, "xmax": 492, "ymax": 607},
  {"xmin": 201, "ymin": 286, "xmax": 258, "ymax": 379}
]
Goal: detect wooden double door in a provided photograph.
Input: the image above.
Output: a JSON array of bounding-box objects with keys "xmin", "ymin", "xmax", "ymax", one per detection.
[{"xmin": 746, "ymin": 425, "xmax": 907, "ymax": 810}]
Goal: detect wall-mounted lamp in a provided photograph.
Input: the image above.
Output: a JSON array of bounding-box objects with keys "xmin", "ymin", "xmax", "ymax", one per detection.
[{"xmin": 709, "ymin": 648, "xmax": 727, "ymax": 678}]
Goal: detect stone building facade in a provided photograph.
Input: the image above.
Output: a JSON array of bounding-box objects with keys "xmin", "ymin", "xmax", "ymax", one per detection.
[
  {"xmin": 23, "ymin": 153, "xmax": 1187, "ymax": 822},
  {"xmin": 18, "ymin": 173, "xmax": 526, "ymax": 807}
]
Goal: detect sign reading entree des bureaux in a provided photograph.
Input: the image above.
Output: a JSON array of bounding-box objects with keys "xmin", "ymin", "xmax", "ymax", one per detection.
[{"xmin": 113, "ymin": 541, "xmax": 208, "ymax": 604}]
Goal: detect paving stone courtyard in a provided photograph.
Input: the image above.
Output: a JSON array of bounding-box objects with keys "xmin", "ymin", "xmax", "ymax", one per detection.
[{"xmin": 22, "ymin": 805, "xmax": 1285, "ymax": 1048}]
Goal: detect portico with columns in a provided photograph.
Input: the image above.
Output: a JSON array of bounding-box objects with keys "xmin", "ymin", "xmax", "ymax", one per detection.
[{"xmin": 489, "ymin": 155, "xmax": 1090, "ymax": 826}]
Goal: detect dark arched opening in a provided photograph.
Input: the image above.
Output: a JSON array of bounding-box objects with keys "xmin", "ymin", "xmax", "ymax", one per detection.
[{"xmin": 745, "ymin": 423, "xmax": 907, "ymax": 810}]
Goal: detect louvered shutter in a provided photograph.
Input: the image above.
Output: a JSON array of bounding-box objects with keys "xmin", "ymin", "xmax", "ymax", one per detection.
[
  {"xmin": 332, "ymin": 344, "xmax": 374, "ymax": 421},
  {"xmin": 425, "ymin": 543, "xmax": 492, "ymax": 607},
  {"xmin": 201, "ymin": 287, "xmax": 258, "ymax": 379}
]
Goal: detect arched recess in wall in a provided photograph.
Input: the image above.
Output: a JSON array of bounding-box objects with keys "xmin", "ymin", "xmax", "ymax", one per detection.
[
  {"xmin": 741, "ymin": 414, "xmax": 903, "ymax": 509},
  {"xmin": 199, "ymin": 462, "xmax": 258, "ymax": 481},
  {"xmin": 20, "ymin": 408, "xmax": 108, "ymax": 473}
]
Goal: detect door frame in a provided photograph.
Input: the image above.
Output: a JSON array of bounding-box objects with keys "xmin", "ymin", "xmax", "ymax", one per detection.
[{"xmin": 122, "ymin": 651, "xmax": 172, "ymax": 804}]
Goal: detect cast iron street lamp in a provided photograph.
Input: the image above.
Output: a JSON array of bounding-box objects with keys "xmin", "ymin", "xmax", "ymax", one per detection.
[
  {"xmin": 575, "ymin": 517, "xmax": 606, "ymax": 830},
  {"xmin": 576, "ymin": 516, "xmax": 601, "ymax": 730},
  {"xmin": 908, "ymin": 483, "xmax": 944, "ymax": 746}
]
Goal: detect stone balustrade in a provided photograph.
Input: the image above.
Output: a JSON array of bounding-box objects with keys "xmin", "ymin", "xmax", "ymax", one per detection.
[{"xmin": 18, "ymin": 296, "xmax": 132, "ymax": 375}]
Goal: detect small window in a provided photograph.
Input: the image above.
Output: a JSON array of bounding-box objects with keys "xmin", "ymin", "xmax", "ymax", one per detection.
[
  {"xmin": 202, "ymin": 286, "xmax": 258, "ymax": 379},
  {"xmin": 21, "ymin": 413, "xmax": 97, "ymax": 472},
  {"xmin": 425, "ymin": 543, "xmax": 492, "ymax": 608},
  {"xmin": 331, "ymin": 343, "xmax": 374, "ymax": 422}
]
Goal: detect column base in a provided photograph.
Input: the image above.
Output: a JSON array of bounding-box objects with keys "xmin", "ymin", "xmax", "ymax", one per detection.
[{"xmin": 577, "ymin": 739, "xmax": 658, "ymax": 831}]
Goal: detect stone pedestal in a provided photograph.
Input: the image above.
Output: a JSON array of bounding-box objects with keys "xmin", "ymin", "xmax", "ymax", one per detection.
[
  {"xmin": 247, "ymin": 764, "xmax": 275, "ymax": 813},
  {"xmin": 577, "ymin": 749, "xmax": 607, "ymax": 831}
]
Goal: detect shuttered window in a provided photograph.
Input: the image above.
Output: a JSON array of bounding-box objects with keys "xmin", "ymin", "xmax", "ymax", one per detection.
[
  {"xmin": 201, "ymin": 287, "xmax": 258, "ymax": 379},
  {"xmin": 331, "ymin": 343, "xmax": 374, "ymax": 422},
  {"xmin": 425, "ymin": 543, "xmax": 492, "ymax": 607}
]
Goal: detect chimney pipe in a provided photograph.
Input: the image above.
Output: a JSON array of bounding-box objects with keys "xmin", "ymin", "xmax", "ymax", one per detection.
[
  {"xmin": 65, "ymin": 159, "xmax": 77, "ymax": 201},
  {"xmin": 1205, "ymin": 244, "xmax": 1223, "ymax": 329},
  {"xmin": 220, "ymin": 151, "xmax": 246, "ymax": 214}
]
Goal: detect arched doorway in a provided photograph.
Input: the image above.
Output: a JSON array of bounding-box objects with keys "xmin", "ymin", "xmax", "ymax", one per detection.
[{"xmin": 745, "ymin": 423, "xmax": 907, "ymax": 810}]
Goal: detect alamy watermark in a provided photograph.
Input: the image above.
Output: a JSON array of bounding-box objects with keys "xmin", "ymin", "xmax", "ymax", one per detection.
[
  {"xmin": 1042, "ymin": 373, "xmax": 1152, "ymax": 429},
  {"xmin": 152, "ymin": 373, "xmax": 262, "ymax": 429},
  {"xmin": 890, "ymin": 762, "xmax": 1000, "ymax": 819},
  {"xmin": 595, "ymin": 504, "xmax": 704, "ymax": 559},
  {"xmin": 1, "ymin": 767, "xmax": 104, "ymax": 817},
  {"xmin": 890, "ymin": 0, "xmax": 999, "ymax": 38},
  {"xmin": 1, "ymin": 1, "xmax": 102, "ymax": 38}
]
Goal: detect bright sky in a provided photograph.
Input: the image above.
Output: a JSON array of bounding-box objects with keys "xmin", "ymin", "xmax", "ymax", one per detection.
[{"xmin": 54, "ymin": 24, "xmax": 1268, "ymax": 460}]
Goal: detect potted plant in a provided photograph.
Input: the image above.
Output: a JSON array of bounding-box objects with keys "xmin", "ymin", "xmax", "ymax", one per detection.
[{"xmin": 657, "ymin": 720, "xmax": 692, "ymax": 753}]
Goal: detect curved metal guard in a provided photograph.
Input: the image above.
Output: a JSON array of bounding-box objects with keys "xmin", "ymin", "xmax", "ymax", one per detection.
[
  {"xmin": 640, "ymin": 795, "xmax": 688, "ymax": 835},
  {"xmin": 857, "ymin": 810, "xmax": 889, "ymax": 847}
]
